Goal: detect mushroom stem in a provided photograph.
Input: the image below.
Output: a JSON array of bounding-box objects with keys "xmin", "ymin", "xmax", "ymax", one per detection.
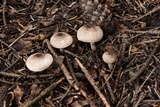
[
  {"xmin": 108, "ymin": 63, "xmax": 114, "ymax": 70},
  {"xmin": 60, "ymin": 48, "xmax": 64, "ymax": 52},
  {"xmin": 90, "ymin": 42, "xmax": 96, "ymax": 50}
]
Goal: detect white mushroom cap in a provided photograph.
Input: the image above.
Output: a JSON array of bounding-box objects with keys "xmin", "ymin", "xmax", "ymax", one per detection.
[
  {"xmin": 26, "ymin": 53, "xmax": 53, "ymax": 72},
  {"xmin": 50, "ymin": 32, "xmax": 73, "ymax": 49},
  {"xmin": 102, "ymin": 52, "xmax": 117, "ymax": 64},
  {"xmin": 77, "ymin": 25, "xmax": 103, "ymax": 43}
]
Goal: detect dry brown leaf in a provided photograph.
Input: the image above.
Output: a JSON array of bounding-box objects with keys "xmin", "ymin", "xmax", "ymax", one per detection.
[
  {"xmin": 0, "ymin": 33, "xmax": 7, "ymax": 38},
  {"xmin": 71, "ymin": 101, "xmax": 81, "ymax": 107},
  {"xmin": 139, "ymin": 21, "xmax": 146, "ymax": 28},
  {"xmin": 131, "ymin": 46, "xmax": 138, "ymax": 53},
  {"xmin": 13, "ymin": 85, "xmax": 24, "ymax": 105},
  {"xmin": 66, "ymin": 96, "xmax": 74, "ymax": 105}
]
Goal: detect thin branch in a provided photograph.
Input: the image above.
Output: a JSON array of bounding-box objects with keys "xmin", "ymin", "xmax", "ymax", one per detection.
[
  {"xmin": 0, "ymin": 78, "xmax": 55, "ymax": 85},
  {"xmin": 9, "ymin": 31, "xmax": 28, "ymax": 47},
  {"xmin": 64, "ymin": 49, "xmax": 83, "ymax": 60},
  {"xmin": 133, "ymin": 5, "xmax": 160, "ymax": 22},
  {"xmin": 123, "ymin": 29, "xmax": 160, "ymax": 35},
  {"xmin": 0, "ymin": 39, "xmax": 16, "ymax": 51},
  {"xmin": 75, "ymin": 58, "xmax": 110, "ymax": 107},
  {"xmin": 128, "ymin": 40, "xmax": 160, "ymax": 82},
  {"xmin": 106, "ymin": 81, "xmax": 116, "ymax": 102},
  {"xmin": 136, "ymin": 67, "xmax": 156, "ymax": 94},
  {"xmin": 66, "ymin": 55, "xmax": 79, "ymax": 87},
  {"xmin": 23, "ymin": 77, "xmax": 65, "ymax": 107},
  {"xmin": 133, "ymin": 92, "xmax": 146, "ymax": 107},
  {"xmin": 2, "ymin": 0, "xmax": 7, "ymax": 27}
]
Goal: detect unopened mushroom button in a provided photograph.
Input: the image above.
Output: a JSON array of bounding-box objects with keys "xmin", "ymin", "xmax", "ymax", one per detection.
[{"xmin": 102, "ymin": 51, "xmax": 117, "ymax": 70}]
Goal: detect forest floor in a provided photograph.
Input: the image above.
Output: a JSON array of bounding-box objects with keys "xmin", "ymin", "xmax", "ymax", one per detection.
[{"xmin": 0, "ymin": 0, "xmax": 160, "ymax": 107}]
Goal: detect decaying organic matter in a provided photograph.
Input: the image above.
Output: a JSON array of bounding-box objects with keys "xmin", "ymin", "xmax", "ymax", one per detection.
[{"xmin": 0, "ymin": 0, "xmax": 160, "ymax": 107}]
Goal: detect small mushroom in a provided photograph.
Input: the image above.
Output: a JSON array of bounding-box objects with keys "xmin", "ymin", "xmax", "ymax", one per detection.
[
  {"xmin": 26, "ymin": 53, "xmax": 53, "ymax": 72},
  {"xmin": 102, "ymin": 51, "xmax": 117, "ymax": 70},
  {"xmin": 77, "ymin": 25, "xmax": 103, "ymax": 50},
  {"xmin": 50, "ymin": 32, "xmax": 73, "ymax": 51}
]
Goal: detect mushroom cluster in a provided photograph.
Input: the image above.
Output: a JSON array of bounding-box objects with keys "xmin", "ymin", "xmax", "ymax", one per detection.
[
  {"xmin": 76, "ymin": 24, "xmax": 117, "ymax": 69},
  {"xmin": 25, "ymin": 30, "xmax": 117, "ymax": 72}
]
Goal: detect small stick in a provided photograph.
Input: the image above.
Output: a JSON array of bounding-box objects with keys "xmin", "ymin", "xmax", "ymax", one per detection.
[
  {"xmin": 64, "ymin": 49, "xmax": 83, "ymax": 60},
  {"xmin": 59, "ymin": 85, "xmax": 72, "ymax": 102},
  {"xmin": 136, "ymin": 67, "xmax": 156, "ymax": 94},
  {"xmin": 123, "ymin": 29, "xmax": 160, "ymax": 35},
  {"xmin": 2, "ymin": 56, "xmax": 19, "ymax": 70},
  {"xmin": 0, "ymin": 79, "xmax": 55, "ymax": 86},
  {"xmin": 75, "ymin": 58, "xmax": 110, "ymax": 107},
  {"xmin": 0, "ymin": 39, "xmax": 16, "ymax": 51},
  {"xmin": 2, "ymin": 0, "xmax": 7, "ymax": 27},
  {"xmin": 23, "ymin": 77, "xmax": 65, "ymax": 107},
  {"xmin": 133, "ymin": 5, "xmax": 160, "ymax": 22},
  {"xmin": 0, "ymin": 70, "xmax": 55, "ymax": 78},
  {"xmin": 9, "ymin": 31, "xmax": 28, "ymax": 47},
  {"xmin": 141, "ymin": 100, "xmax": 160, "ymax": 103},
  {"xmin": 106, "ymin": 81, "xmax": 116, "ymax": 102},
  {"xmin": 128, "ymin": 40, "xmax": 159, "ymax": 82},
  {"xmin": 133, "ymin": 92, "xmax": 146, "ymax": 107},
  {"xmin": 50, "ymin": 0, "xmax": 61, "ymax": 10},
  {"xmin": 66, "ymin": 55, "xmax": 79, "ymax": 87}
]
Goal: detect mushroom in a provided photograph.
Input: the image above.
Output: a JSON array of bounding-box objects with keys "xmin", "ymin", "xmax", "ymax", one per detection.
[
  {"xmin": 50, "ymin": 32, "xmax": 73, "ymax": 52},
  {"xmin": 102, "ymin": 51, "xmax": 117, "ymax": 70},
  {"xmin": 77, "ymin": 25, "xmax": 103, "ymax": 50},
  {"xmin": 26, "ymin": 53, "xmax": 53, "ymax": 72}
]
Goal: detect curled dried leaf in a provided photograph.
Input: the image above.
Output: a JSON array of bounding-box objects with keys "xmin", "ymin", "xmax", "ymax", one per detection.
[
  {"xmin": 13, "ymin": 85, "xmax": 24, "ymax": 106},
  {"xmin": 0, "ymin": 33, "xmax": 7, "ymax": 38}
]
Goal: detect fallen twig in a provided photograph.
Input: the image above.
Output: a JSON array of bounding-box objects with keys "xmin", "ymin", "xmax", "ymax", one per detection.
[
  {"xmin": 75, "ymin": 58, "xmax": 110, "ymax": 107},
  {"xmin": 131, "ymin": 67, "xmax": 156, "ymax": 107},
  {"xmin": 0, "ymin": 39, "xmax": 16, "ymax": 51},
  {"xmin": 2, "ymin": 0, "xmax": 7, "ymax": 27},
  {"xmin": 133, "ymin": 5, "xmax": 160, "ymax": 22},
  {"xmin": 136, "ymin": 67, "xmax": 156, "ymax": 94},
  {"xmin": 133, "ymin": 92, "xmax": 146, "ymax": 107},
  {"xmin": 0, "ymin": 79, "xmax": 55, "ymax": 85},
  {"xmin": 23, "ymin": 77, "xmax": 65, "ymax": 107},
  {"xmin": 123, "ymin": 29, "xmax": 160, "ymax": 35},
  {"xmin": 64, "ymin": 49, "xmax": 83, "ymax": 60},
  {"xmin": 0, "ymin": 70, "xmax": 55, "ymax": 78},
  {"xmin": 66, "ymin": 55, "xmax": 79, "ymax": 87},
  {"xmin": 106, "ymin": 81, "xmax": 116, "ymax": 102},
  {"xmin": 128, "ymin": 40, "xmax": 160, "ymax": 82}
]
